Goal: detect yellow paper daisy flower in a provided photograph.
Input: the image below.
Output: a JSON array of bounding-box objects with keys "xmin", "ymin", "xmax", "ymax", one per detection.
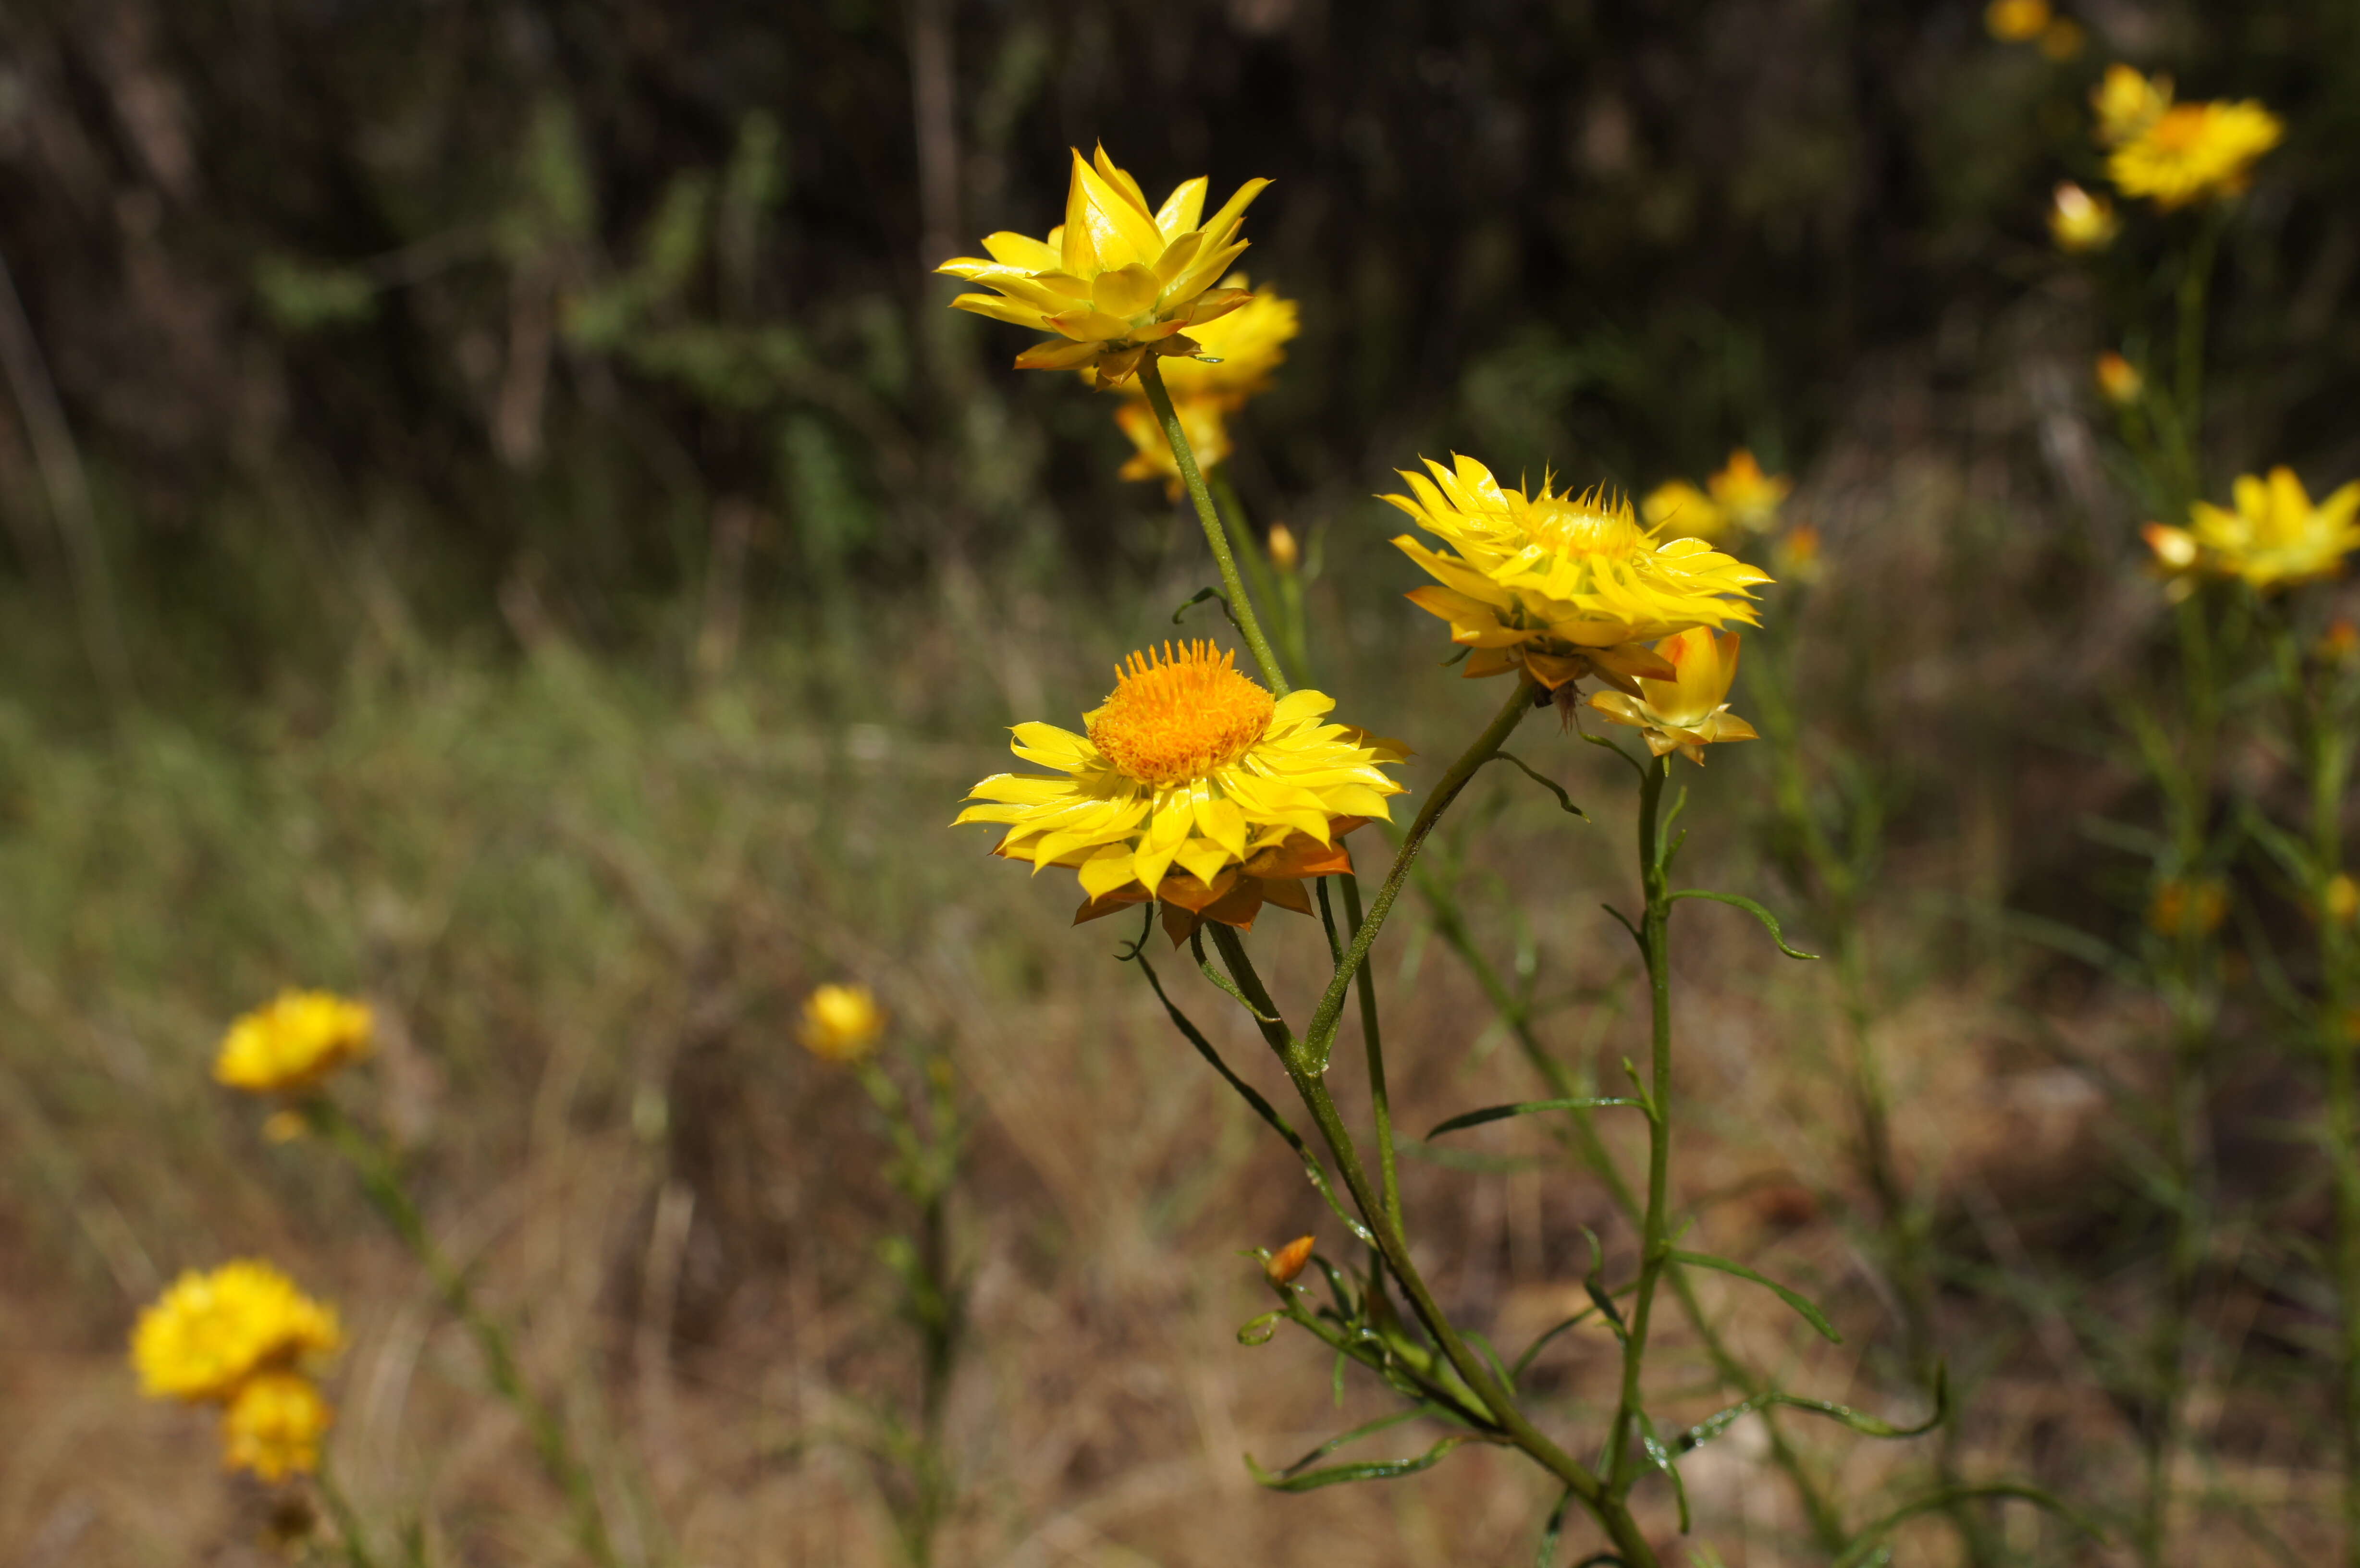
[
  {"xmin": 2049, "ymin": 181, "xmax": 2119, "ymax": 252},
  {"xmin": 215, "ymin": 989, "xmax": 373, "ymax": 1096},
  {"xmin": 1114, "ymin": 395, "xmax": 1231, "ymax": 495},
  {"xmin": 1102, "ymin": 279, "xmax": 1298, "ymax": 492},
  {"xmin": 221, "ymin": 1371, "xmax": 333, "ymax": 1482},
  {"xmin": 131, "ymin": 1261, "xmax": 344, "ymax": 1404},
  {"xmin": 1640, "ymin": 480, "xmax": 1724, "ymax": 542},
  {"xmin": 954, "ymin": 642, "xmax": 1406, "ymax": 943},
  {"xmin": 1984, "ymin": 0, "xmax": 2050, "ymax": 44},
  {"xmin": 2144, "ymin": 467, "xmax": 2360, "ymax": 592},
  {"xmin": 1707, "ymin": 449, "xmax": 1789, "ymax": 533},
  {"xmin": 800, "ymin": 983, "xmax": 886, "ymax": 1064},
  {"xmin": 1586, "ymin": 628, "xmax": 1759, "ymax": 764},
  {"xmin": 2109, "ymin": 99, "xmax": 2282, "ymax": 209},
  {"xmin": 1384, "ymin": 455, "xmax": 1770, "ymax": 694},
  {"xmin": 2091, "ymin": 64, "xmax": 2171, "ymax": 147},
  {"xmin": 938, "ymin": 145, "xmax": 1271, "ymax": 389}
]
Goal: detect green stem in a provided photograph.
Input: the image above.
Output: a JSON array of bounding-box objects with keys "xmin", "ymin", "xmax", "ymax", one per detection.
[
  {"xmin": 315, "ymin": 1457, "xmax": 382, "ymax": 1568},
  {"xmin": 1305, "ymin": 674, "xmax": 1541, "ymax": 1066},
  {"xmin": 315, "ymin": 1105, "xmax": 623, "ymax": 1568},
  {"xmin": 1607, "ymin": 754, "xmax": 1674, "ymax": 1493},
  {"xmin": 1137, "ymin": 357, "xmax": 1288, "ymax": 695},
  {"xmin": 2171, "ymin": 213, "xmax": 2222, "ymax": 505},
  {"xmin": 1338, "ymin": 874, "xmax": 1405, "ymax": 1240},
  {"xmin": 1203, "ymin": 926, "xmax": 1656, "ymax": 1566},
  {"xmin": 1210, "ymin": 468, "xmax": 1312, "ymax": 686}
]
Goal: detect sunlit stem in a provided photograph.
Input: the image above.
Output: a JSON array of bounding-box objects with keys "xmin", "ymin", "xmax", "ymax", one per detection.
[
  {"xmin": 1210, "ymin": 468, "xmax": 1313, "ymax": 686},
  {"xmin": 1136, "ymin": 357, "xmax": 1289, "ymax": 695},
  {"xmin": 1606, "ymin": 752, "xmax": 1675, "ymax": 1493},
  {"xmin": 312, "ymin": 1102, "xmax": 623, "ymax": 1568},
  {"xmin": 1203, "ymin": 923, "xmax": 1657, "ymax": 1566},
  {"xmin": 1304, "ymin": 674, "xmax": 1542, "ymax": 1068}
]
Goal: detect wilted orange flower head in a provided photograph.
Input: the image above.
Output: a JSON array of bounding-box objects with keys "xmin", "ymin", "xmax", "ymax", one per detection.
[{"xmin": 939, "ymin": 145, "xmax": 1270, "ymax": 388}]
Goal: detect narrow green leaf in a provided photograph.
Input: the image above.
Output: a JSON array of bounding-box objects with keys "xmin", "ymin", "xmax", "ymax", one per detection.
[
  {"xmin": 1637, "ymin": 1411, "xmax": 1692, "ymax": 1533},
  {"xmin": 1582, "ymin": 1226, "xmax": 1628, "ymax": 1345},
  {"xmin": 1832, "ymin": 1482, "xmax": 2105, "ymax": 1568},
  {"xmin": 1670, "ymin": 1250, "xmax": 1842, "ymax": 1343},
  {"xmin": 1244, "ymin": 1432, "xmax": 1477, "ymax": 1492},
  {"xmin": 1272, "ymin": 1405, "xmax": 1436, "ymax": 1477},
  {"xmin": 1426, "ymin": 1096, "xmax": 1645, "ymax": 1139},
  {"xmin": 1667, "ymin": 889, "xmax": 1819, "ymax": 959},
  {"xmin": 1681, "ymin": 1365, "xmax": 1948, "ymax": 1452},
  {"xmin": 1129, "ymin": 946, "xmax": 1371, "ymax": 1244},
  {"xmin": 1484, "ymin": 751, "xmax": 1589, "ymax": 819}
]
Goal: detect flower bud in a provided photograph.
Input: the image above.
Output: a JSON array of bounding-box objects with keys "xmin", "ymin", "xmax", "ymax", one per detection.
[
  {"xmin": 1266, "ymin": 523, "xmax": 1300, "ymax": 574},
  {"xmin": 2327, "ymin": 873, "xmax": 2359, "ymax": 928},
  {"xmin": 2319, "ymin": 619, "xmax": 2360, "ymax": 664},
  {"xmin": 799, "ymin": 983, "xmax": 886, "ymax": 1063},
  {"xmin": 1265, "ymin": 1234, "xmax": 1315, "ymax": 1286},
  {"xmin": 2095, "ymin": 352, "xmax": 2141, "ymax": 406},
  {"xmin": 2049, "ymin": 182, "xmax": 2119, "ymax": 254},
  {"xmin": 2147, "ymin": 878, "xmax": 2227, "ymax": 939}
]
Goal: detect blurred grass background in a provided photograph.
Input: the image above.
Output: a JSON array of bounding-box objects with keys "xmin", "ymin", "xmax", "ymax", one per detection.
[{"xmin": 3, "ymin": 0, "xmax": 2360, "ymax": 1563}]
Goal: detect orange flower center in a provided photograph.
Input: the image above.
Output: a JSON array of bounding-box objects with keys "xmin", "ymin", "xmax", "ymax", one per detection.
[
  {"xmin": 2146, "ymin": 105, "xmax": 2206, "ymax": 154},
  {"xmin": 1089, "ymin": 641, "xmax": 1275, "ymax": 785},
  {"xmin": 1524, "ymin": 492, "xmax": 1645, "ymax": 559}
]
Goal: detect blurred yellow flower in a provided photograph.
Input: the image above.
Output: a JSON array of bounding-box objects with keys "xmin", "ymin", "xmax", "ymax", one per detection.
[
  {"xmin": 221, "ymin": 1372, "xmax": 332, "ymax": 1482},
  {"xmin": 1114, "ymin": 396, "xmax": 1231, "ymax": 496},
  {"xmin": 939, "ymin": 145, "xmax": 1270, "ymax": 388},
  {"xmin": 215, "ymin": 990, "xmax": 373, "ymax": 1096},
  {"xmin": 2147, "ymin": 878, "xmax": 2226, "ymax": 938},
  {"xmin": 1773, "ymin": 523, "xmax": 1824, "ymax": 584},
  {"xmin": 132, "ymin": 1261, "xmax": 343, "ymax": 1404},
  {"xmin": 799, "ymin": 984, "xmax": 886, "ymax": 1063},
  {"xmin": 2039, "ymin": 18, "xmax": 2086, "ymax": 60},
  {"xmin": 1385, "ymin": 455, "xmax": 1769, "ymax": 695},
  {"xmin": 1586, "ymin": 628, "xmax": 1759, "ymax": 764},
  {"xmin": 1641, "ymin": 479, "xmax": 1724, "ymax": 542},
  {"xmin": 955, "ymin": 641, "xmax": 1405, "ymax": 942},
  {"xmin": 2049, "ymin": 181, "xmax": 2118, "ymax": 252},
  {"xmin": 2092, "ymin": 64, "xmax": 2172, "ymax": 147},
  {"xmin": 2095, "ymin": 351, "xmax": 2141, "ymax": 405},
  {"xmin": 1709, "ymin": 449, "xmax": 1790, "ymax": 533},
  {"xmin": 1102, "ymin": 278, "xmax": 1298, "ymax": 494},
  {"xmin": 1984, "ymin": 0, "xmax": 2050, "ymax": 41},
  {"xmin": 2109, "ymin": 100, "xmax": 2282, "ymax": 209},
  {"xmin": 1266, "ymin": 523, "xmax": 1301, "ymax": 574},
  {"xmin": 2325, "ymin": 873, "xmax": 2358, "ymax": 927},
  {"xmin": 2148, "ymin": 468, "xmax": 2360, "ymax": 591}
]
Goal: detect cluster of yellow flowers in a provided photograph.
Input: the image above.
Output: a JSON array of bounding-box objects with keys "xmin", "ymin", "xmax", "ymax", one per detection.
[
  {"xmin": 131, "ymin": 1260, "xmax": 342, "ymax": 1482},
  {"xmin": 2047, "ymin": 62, "xmax": 2284, "ymax": 253},
  {"xmin": 945, "ymin": 150, "xmax": 1775, "ymax": 934},
  {"xmin": 2145, "ymin": 468, "xmax": 2360, "ymax": 595}
]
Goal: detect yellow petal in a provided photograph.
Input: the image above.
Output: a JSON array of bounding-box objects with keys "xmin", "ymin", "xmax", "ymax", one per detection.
[
  {"xmin": 980, "ymin": 231, "xmax": 1062, "ymax": 270},
  {"xmin": 1013, "ymin": 337, "xmax": 1106, "ymax": 371},
  {"xmin": 1091, "ymin": 263, "xmax": 1162, "ymax": 318},
  {"xmin": 948, "ymin": 293, "xmax": 1051, "ymax": 330},
  {"xmin": 1155, "ymin": 175, "xmax": 1209, "ymax": 238}
]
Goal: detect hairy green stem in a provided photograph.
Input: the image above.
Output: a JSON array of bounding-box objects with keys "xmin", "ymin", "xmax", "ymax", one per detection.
[
  {"xmin": 1137, "ymin": 356, "xmax": 1289, "ymax": 695},
  {"xmin": 1606, "ymin": 753, "xmax": 1675, "ymax": 1494},
  {"xmin": 315, "ymin": 1105, "xmax": 623, "ymax": 1568}
]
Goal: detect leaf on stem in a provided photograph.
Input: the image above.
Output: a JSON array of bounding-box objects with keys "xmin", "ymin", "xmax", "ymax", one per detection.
[
  {"xmin": 1127, "ymin": 944, "xmax": 1372, "ymax": 1243},
  {"xmin": 1482, "ymin": 751, "xmax": 1589, "ymax": 819},
  {"xmin": 1244, "ymin": 1431, "xmax": 1478, "ymax": 1492},
  {"xmin": 1426, "ymin": 1096, "xmax": 1646, "ymax": 1139},
  {"xmin": 1667, "ymin": 889, "xmax": 1820, "ymax": 960},
  {"xmin": 1681, "ymin": 1365, "xmax": 1949, "ymax": 1453},
  {"xmin": 1636, "ymin": 1411, "xmax": 1693, "ymax": 1533},
  {"xmin": 1581, "ymin": 1226, "xmax": 1628, "ymax": 1345},
  {"xmin": 1191, "ymin": 927, "xmax": 1283, "ymax": 1025},
  {"xmin": 1170, "ymin": 583, "xmax": 1243, "ymax": 636},
  {"xmin": 1670, "ymin": 1250, "xmax": 1842, "ymax": 1343},
  {"xmin": 1831, "ymin": 1483, "xmax": 2105, "ymax": 1568}
]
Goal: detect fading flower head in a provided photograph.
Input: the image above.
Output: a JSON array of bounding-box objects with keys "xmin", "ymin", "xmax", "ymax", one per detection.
[
  {"xmin": 1984, "ymin": 0, "xmax": 2051, "ymax": 43},
  {"xmin": 2145, "ymin": 468, "xmax": 2360, "ymax": 592},
  {"xmin": 2049, "ymin": 181, "xmax": 2119, "ymax": 252},
  {"xmin": 1385, "ymin": 455, "xmax": 1770, "ymax": 695},
  {"xmin": 800, "ymin": 984, "xmax": 886, "ymax": 1064},
  {"xmin": 132, "ymin": 1261, "xmax": 343, "ymax": 1404},
  {"xmin": 939, "ymin": 145, "xmax": 1270, "ymax": 388},
  {"xmin": 1586, "ymin": 628, "xmax": 1759, "ymax": 764},
  {"xmin": 214, "ymin": 990, "xmax": 373, "ymax": 1097},
  {"xmin": 954, "ymin": 641, "xmax": 1405, "ymax": 944},
  {"xmin": 221, "ymin": 1372, "xmax": 332, "ymax": 1482},
  {"xmin": 2109, "ymin": 99, "xmax": 2282, "ymax": 209},
  {"xmin": 2092, "ymin": 64, "xmax": 2172, "ymax": 147},
  {"xmin": 2095, "ymin": 351, "xmax": 2142, "ymax": 405}
]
